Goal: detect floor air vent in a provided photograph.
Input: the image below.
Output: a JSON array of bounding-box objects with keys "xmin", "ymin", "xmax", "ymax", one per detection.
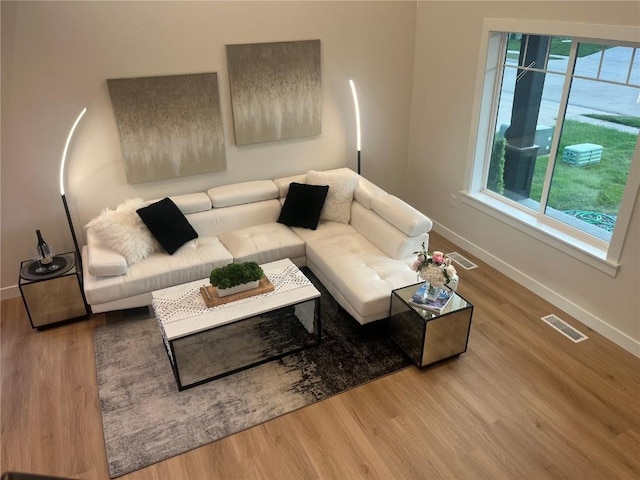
[
  {"xmin": 446, "ymin": 252, "xmax": 478, "ymax": 270},
  {"xmin": 541, "ymin": 314, "xmax": 588, "ymax": 343}
]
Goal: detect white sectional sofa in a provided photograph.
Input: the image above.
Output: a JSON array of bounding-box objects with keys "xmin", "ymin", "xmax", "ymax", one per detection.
[{"xmin": 82, "ymin": 168, "xmax": 433, "ymax": 324}]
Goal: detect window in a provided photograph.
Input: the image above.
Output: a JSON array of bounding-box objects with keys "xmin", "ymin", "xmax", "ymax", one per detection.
[{"xmin": 466, "ymin": 19, "xmax": 640, "ymax": 275}]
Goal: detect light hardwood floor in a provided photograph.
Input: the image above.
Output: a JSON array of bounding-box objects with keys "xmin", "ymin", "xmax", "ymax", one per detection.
[{"xmin": 2, "ymin": 232, "xmax": 639, "ymax": 479}]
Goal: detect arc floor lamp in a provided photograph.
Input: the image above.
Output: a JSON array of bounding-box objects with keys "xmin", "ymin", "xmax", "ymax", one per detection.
[
  {"xmin": 59, "ymin": 107, "xmax": 87, "ymax": 270},
  {"xmin": 349, "ymin": 79, "xmax": 361, "ymax": 175}
]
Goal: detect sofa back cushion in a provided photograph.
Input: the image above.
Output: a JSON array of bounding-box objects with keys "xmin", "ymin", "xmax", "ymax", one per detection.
[
  {"xmin": 207, "ymin": 180, "xmax": 278, "ymax": 207},
  {"xmin": 186, "ymin": 199, "xmax": 281, "ymax": 237},
  {"xmin": 167, "ymin": 192, "xmax": 212, "ymax": 214},
  {"xmin": 354, "ymin": 177, "xmax": 387, "ymax": 209},
  {"xmin": 274, "ymin": 173, "xmax": 307, "ymax": 198},
  {"xmin": 350, "ymin": 202, "xmax": 429, "ymax": 260},
  {"xmin": 370, "ymin": 195, "xmax": 433, "ymax": 236}
]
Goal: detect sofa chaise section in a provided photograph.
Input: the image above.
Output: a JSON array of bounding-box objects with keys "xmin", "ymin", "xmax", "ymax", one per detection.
[{"xmin": 303, "ymin": 186, "xmax": 432, "ymax": 324}]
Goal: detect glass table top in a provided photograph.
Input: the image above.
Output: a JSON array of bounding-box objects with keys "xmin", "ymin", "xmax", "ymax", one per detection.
[{"xmin": 392, "ymin": 282, "xmax": 473, "ymax": 320}]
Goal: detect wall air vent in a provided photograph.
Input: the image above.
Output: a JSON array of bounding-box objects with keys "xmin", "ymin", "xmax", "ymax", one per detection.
[
  {"xmin": 541, "ymin": 314, "xmax": 588, "ymax": 343},
  {"xmin": 446, "ymin": 252, "xmax": 478, "ymax": 270}
]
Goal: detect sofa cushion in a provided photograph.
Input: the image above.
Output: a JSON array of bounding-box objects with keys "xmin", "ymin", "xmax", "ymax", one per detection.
[
  {"xmin": 306, "ymin": 169, "xmax": 359, "ymax": 224},
  {"xmin": 277, "ymin": 182, "xmax": 329, "ymax": 230},
  {"xmin": 219, "ymin": 223, "xmax": 305, "ymax": 265},
  {"xmin": 207, "ymin": 180, "xmax": 278, "ymax": 208},
  {"xmin": 370, "ymin": 195, "xmax": 433, "ymax": 237},
  {"xmin": 290, "ymin": 221, "xmax": 356, "ymax": 243},
  {"xmin": 85, "ymin": 198, "xmax": 159, "ymax": 266},
  {"xmin": 137, "ymin": 198, "xmax": 199, "ymax": 254}
]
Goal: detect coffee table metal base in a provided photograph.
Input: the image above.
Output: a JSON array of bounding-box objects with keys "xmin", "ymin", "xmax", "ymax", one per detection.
[{"xmin": 165, "ymin": 298, "xmax": 321, "ymax": 390}]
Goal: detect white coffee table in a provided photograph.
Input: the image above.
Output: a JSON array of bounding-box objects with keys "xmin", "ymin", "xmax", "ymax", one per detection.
[{"xmin": 152, "ymin": 258, "xmax": 321, "ymax": 390}]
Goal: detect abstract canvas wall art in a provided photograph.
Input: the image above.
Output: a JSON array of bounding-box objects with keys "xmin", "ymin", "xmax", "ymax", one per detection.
[
  {"xmin": 226, "ymin": 40, "xmax": 321, "ymax": 146},
  {"xmin": 107, "ymin": 73, "xmax": 226, "ymax": 184}
]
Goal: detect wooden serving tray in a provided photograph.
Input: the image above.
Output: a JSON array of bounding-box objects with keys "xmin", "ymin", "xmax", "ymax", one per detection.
[{"xmin": 199, "ymin": 276, "xmax": 275, "ymax": 308}]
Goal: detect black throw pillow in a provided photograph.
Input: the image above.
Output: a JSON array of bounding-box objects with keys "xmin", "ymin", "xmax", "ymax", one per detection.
[
  {"xmin": 278, "ymin": 182, "xmax": 329, "ymax": 230},
  {"xmin": 137, "ymin": 197, "xmax": 198, "ymax": 254}
]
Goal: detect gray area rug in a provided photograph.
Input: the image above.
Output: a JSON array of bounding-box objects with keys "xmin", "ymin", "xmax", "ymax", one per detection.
[{"xmin": 94, "ymin": 269, "xmax": 411, "ymax": 478}]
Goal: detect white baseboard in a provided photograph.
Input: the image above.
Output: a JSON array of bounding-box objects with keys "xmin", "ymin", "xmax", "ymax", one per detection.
[
  {"xmin": 1, "ymin": 285, "xmax": 21, "ymax": 301},
  {"xmin": 434, "ymin": 223, "xmax": 640, "ymax": 358}
]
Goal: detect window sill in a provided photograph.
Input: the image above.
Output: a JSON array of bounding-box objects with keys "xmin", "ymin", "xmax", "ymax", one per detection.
[{"xmin": 461, "ymin": 191, "xmax": 620, "ymax": 277}]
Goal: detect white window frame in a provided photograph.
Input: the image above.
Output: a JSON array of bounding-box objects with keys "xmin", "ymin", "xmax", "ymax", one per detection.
[{"xmin": 464, "ymin": 18, "xmax": 640, "ymax": 277}]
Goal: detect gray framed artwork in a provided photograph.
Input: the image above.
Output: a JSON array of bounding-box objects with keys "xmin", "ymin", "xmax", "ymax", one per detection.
[
  {"xmin": 107, "ymin": 73, "xmax": 226, "ymax": 184},
  {"xmin": 226, "ymin": 39, "xmax": 322, "ymax": 146}
]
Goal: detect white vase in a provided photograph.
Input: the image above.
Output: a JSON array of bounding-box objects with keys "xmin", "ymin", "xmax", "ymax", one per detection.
[{"xmin": 215, "ymin": 280, "xmax": 260, "ymax": 297}]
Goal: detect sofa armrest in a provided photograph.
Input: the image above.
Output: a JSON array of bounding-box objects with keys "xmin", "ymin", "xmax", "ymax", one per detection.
[
  {"xmin": 370, "ymin": 195, "xmax": 432, "ymax": 236},
  {"xmin": 86, "ymin": 230, "xmax": 128, "ymax": 276}
]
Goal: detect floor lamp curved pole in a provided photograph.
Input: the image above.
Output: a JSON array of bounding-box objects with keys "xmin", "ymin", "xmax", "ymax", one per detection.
[
  {"xmin": 349, "ymin": 79, "xmax": 361, "ymax": 175},
  {"xmin": 59, "ymin": 107, "xmax": 87, "ymax": 274}
]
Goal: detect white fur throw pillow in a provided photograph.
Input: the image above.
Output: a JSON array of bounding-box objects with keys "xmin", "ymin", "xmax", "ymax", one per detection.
[
  {"xmin": 306, "ymin": 170, "xmax": 359, "ymax": 224},
  {"xmin": 85, "ymin": 198, "xmax": 159, "ymax": 265}
]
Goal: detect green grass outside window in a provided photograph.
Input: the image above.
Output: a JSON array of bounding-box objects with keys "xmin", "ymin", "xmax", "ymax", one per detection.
[{"xmin": 529, "ymin": 120, "xmax": 637, "ymax": 215}]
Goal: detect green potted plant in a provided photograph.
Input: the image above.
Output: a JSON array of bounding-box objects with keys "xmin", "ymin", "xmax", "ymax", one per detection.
[{"xmin": 209, "ymin": 261, "xmax": 264, "ymax": 297}]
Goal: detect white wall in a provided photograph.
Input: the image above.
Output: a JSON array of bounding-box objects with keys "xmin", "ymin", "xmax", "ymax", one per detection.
[
  {"xmin": 1, "ymin": 0, "xmax": 417, "ymax": 293},
  {"xmin": 408, "ymin": 1, "xmax": 640, "ymax": 354}
]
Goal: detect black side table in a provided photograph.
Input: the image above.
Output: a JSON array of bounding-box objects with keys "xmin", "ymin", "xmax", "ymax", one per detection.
[{"xmin": 19, "ymin": 251, "xmax": 89, "ymax": 329}]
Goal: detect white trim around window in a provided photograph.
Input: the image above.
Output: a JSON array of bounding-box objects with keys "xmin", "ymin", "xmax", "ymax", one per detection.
[{"xmin": 464, "ymin": 18, "xmax": 640, "ymax": 277}]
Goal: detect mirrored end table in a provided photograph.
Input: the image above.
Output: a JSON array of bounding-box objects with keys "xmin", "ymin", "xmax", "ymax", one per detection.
[
  {"xmin": 389, "ymin": 282, "xmax": 473, "ymax": 366},
  {"xmin": 19, "ymin": 251, "xmax": 89, "ymax": 329}
]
